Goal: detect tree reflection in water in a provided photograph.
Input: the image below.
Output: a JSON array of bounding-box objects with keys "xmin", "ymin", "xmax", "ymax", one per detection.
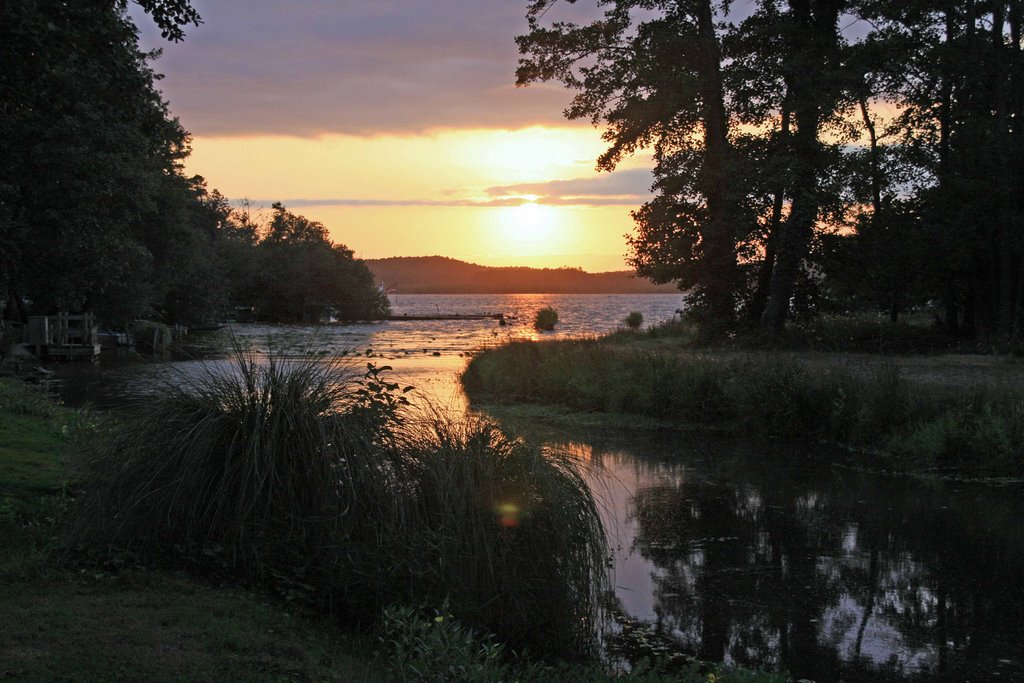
[{"xmin": 567, "ymin": 433, "xmax": 1024, "ymax": 682}]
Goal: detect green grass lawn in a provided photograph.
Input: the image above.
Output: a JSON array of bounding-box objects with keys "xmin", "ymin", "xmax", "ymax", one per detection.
[{"xmin": 0, "ymin": 572, "xmax": 384, "ymax": 681}]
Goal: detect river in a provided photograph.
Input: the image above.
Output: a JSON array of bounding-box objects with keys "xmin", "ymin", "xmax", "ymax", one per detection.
[{"xmin": 47, "ymin": 293, "xmax": 1024, "ymax": 682}]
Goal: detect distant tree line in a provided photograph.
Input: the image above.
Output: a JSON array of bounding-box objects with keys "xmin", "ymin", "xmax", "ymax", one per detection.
[
  {"xmin": 366, "ymin": 256, "xmax": 678, "ymax": 293},
  {"xmin": 0, "ymin": 1, "xmax": 387, "ymax": 328},
  {"xmin": 519, "ymin": 0, "xmax": 1024, "ymax": 342}
]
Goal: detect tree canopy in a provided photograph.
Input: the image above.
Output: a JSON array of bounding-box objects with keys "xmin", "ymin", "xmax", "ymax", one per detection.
[
  {"xmin": 0, "ymin": 1, "xmax": 386, "ymax": 327},
  {"xmin": 519, "ymin": 0, "xmax": 1024, "ymax": 342}
]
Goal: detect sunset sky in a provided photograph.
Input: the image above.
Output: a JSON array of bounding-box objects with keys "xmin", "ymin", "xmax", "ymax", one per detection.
[{"xmin": 134, "ymin": 1, "xmax": 658, "ymax": 272}]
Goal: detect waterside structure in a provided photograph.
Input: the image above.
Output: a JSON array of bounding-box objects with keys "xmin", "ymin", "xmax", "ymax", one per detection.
[{"xmin": 25, "ymin": 313, "xmax": 101, "ymax": 361}]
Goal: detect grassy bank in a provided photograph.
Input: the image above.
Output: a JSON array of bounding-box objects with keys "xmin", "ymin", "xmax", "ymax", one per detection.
[
  {"xmin": 0, "ymin": 372, "xmax": 787, "ymax": 681},
  {"xmin": 0, "ymin": 376, "xmax": 390, "ymax": 680},
  {"xmin": 462, "ymin": 334, "xmax": 1024, "ymax": 478}
]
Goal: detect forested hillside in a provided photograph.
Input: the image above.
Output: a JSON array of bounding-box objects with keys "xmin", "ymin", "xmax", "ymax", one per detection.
[{"xmin": 366, "ymin": 256, "xmax": 678, "ymax": 294}]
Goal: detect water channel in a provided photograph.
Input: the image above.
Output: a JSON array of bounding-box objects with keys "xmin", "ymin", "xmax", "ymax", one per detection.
[{"xmin": 47, "ymin": 294, "xmax": 1024, "ymax": 682}]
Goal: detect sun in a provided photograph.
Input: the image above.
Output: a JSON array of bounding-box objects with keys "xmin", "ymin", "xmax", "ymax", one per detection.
[{"xmin": 496, "ymin": 202, "xmax": 559, "ymax": 247}]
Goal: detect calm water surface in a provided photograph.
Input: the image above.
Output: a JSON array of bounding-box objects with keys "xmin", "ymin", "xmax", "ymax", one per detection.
[
  {"xmin": 570, "ymin": 432, "xmax": 1024, "ymax": 683},
  {"xmin": 47, "ymin": 293, "xmax": 1024, "ymax": 682}
]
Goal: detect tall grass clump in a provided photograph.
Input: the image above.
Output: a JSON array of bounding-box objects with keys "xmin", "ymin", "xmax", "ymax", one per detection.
[
  {"xmin": 534, "ymin": 306, "xmax": 559, "ymax": 331},
  {"xmin": 63, "ymin": 350, "xmax": 377, "ymax": 581},
  {"xmin": 378, "ymin": 416, "xmax": 607, "ymax": 657},
  {"xmin": 624, "ymin": 311, "xmax": 644, "ymax": 330},
  {"xmin": 65, "ymin": 349, "xmax": 607, "ymax": 657}
]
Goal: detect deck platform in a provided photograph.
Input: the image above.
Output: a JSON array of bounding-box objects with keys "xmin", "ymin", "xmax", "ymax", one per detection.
[{"xmin": 25, "ymin": 313, "xmax": 101, "ymax": 361}]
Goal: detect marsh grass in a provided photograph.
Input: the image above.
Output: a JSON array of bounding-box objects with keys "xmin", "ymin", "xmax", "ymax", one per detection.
[
  {"xmin": 385, "ymin": 416, "xmax": 607, "ymax": 655},
  {"xmin": 462, "ymin": 340, "xmax": 1024, "ymax": 476},
  {"xmin": 63, "ymin": 349, "xmax": 607, "ymax": 657},
  {"xmin": 64, "ymin": 350, "xmax": 366, "ymax": 575}
]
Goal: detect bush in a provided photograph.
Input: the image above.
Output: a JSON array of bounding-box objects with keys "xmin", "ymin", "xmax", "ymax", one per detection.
[
  {"xmin": 64, "ymin": 350, "xmax": 607, "ymax": 657},
  {"xmin": 130, "ymin": 320, "xmax": 172, "ymax": 353},
  {"xmin": 534, "ymin": 307, "xmax": 558, "ymax": 331},
  {"xmin": 624, "ymin": 311, "xmax": 644, "ymax": 330}
]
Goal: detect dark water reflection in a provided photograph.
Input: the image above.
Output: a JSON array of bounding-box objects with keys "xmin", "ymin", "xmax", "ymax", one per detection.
[{"xmin": 568, "ymin": 431, "xmax": 1024, "ymax": 682}]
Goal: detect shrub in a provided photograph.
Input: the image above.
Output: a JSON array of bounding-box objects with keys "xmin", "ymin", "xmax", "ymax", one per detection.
[
  {"xmin": 65, "ymin": 350, "xmax": 607, "ymax": 657},
  {"xmin": 374, "ymin": 416, "xmax": 607, "ymax": 657},
  {"xmin": 624, "ymin": 311, "xmax": 644, "ymax": 330},
  {"xmin": 534, "ymin": 307, "xmax": 558, "ymax": 331},
  {"xmin": 380, "ymin": 602, "xmax": 518, "ymax": 682},
  {"xmin": 63, "ymin": 350, "xmax": 371, "ymax": 579},
  {"xmin": 130, "ymin": 320, "xmax": 172, "ymax": 353}
]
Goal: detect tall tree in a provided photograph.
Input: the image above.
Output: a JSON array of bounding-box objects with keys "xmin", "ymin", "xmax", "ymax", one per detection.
[
  {"xmin": 760, "ymin": 0, "xmax": 848, "ymax": 335},
  {"xmin": 861, "ymin": 0, "xmax": 1024, "ymax": 340},
  {"xmin": 518, "ymin": 0, "xmax": 741, "ymax": 332},
  {"xmin": 0, "ymin": 1, "xmax": 197, "ymax": 324}
]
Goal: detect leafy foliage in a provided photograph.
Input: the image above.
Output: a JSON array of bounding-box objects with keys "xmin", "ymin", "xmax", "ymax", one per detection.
[
  {"xmin": 248, "ymin": 204, "xmax": 389, "ymax": 323},
  {"xmin": 534, "ymin": 306, "xmax": 559, "ymax": 331},
  {"xmin": 0, "ymin": 4, "xmax": 385, "ymax": 328},
  {"xmin": 521, "ymin": 1, "xmax": 1024, "ymax": 341},
  {"xmin": 64, "ymin": 352, "xmax": 606, "ymax": 657}
]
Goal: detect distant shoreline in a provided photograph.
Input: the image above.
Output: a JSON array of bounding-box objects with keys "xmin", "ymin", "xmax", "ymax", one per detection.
[
  {"xmin": 366, "ymin": 255, "xmax": 678, "ymax": 295},
  {"xmin": 386, "ymin": 290, "xmax": 678, "ymax": 295}
]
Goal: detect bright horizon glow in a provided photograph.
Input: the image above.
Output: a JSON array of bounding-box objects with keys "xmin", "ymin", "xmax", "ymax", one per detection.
[
  {"xmin": 184, "ymin": 126, "xmax": 654, "ymax": 272},
  {"xmin": 495, "ymin": 202, "xmax": 560, "ymax": 247}
]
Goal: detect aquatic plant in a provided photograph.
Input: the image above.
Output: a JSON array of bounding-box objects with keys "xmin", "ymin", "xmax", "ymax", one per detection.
[
  {"xmin": 462, "ymin": 339, "xmax": 1024, "ymax": 476},
  {"xmin": 624, "ymin": 311, "xmax": 644, "ymax": 330},
  {"xmin": 534, "ymin": 306, "xmax": 559, "ymax": 331},
  {"xmin": 64, "ymin": 350, "xmax": 606, "ymax": 656},
  {"xmin": 129, "ymin": 320, "xmax": 172, "ymax": 353}
]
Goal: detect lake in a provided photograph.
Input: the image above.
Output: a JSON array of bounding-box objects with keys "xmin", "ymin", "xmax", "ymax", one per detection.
[{"xmin": 47, "ymin": 293, "xmax": 1024, "ymax": 682}]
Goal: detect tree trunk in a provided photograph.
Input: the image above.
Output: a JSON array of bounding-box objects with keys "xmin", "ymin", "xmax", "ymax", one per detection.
[
  {"xmin": 858, "ymin": 93, "xmax": 893, "ymax": 320},
  {"xmin": 938, "ymin": 6, "xmax": 959, "ymax": 336},
  {"xmin": 992, "ymin": 2, "xmax": 1014, "ymax": 338},
  {"xmin": 694, "ymin": 0, "xmax": 737, "ymax": 332},
  {"xmin": 749, "ymin": 99, "xmax": 791, "ymax": 323},
  {"xmin": 762, "ymin": 0, "xmax": 842, "ymax": 335}
]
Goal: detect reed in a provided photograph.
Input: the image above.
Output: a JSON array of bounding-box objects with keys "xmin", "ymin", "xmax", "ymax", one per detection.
[
  {"xmin": 462, "ymin": 339, "xmax": 1024, "ymax": 476},
  {"xmin": 64, "ymin": 349, "xmax": 607, "ymax": 656},
  {"xmin": 383, "ymin": 414, "xmax": 607, "ymax": 656}
]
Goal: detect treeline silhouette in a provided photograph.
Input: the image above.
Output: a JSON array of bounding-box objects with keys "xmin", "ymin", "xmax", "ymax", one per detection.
[
  {"xmin": 0, "ymin": 3, "xmax": 385, "ymax": 328},
  {"xmin": 366, "ymin": 256, "xmax": 678, "ymax": 294},
  {"xmin": 520, "ymin": 1, "xmax": 1024, "ymax": 342}
]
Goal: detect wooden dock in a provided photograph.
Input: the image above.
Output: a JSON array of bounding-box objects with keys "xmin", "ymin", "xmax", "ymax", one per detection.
[{"xmin": 25, "ymin": 313, "xmax": 101, "ymax": 361}]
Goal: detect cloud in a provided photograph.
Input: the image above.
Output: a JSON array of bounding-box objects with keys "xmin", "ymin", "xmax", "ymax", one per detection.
[
  {"xmin": 485, "ymin": 168, "xmax": 654, "ymax": 200},
  {"xmin": 241, "ymin": 182, "xmax": 652, "ymax": 210},
  {"xmin": 135, "ymin": 0, "xmax": 591, "ymax": 136},
  {"xmin": 240, "ymin": 197, "xmax": 525, "ymax": 209},
  {"xmin": 240, "ymin": 167, "xmax": 655, "ymax": 209}
]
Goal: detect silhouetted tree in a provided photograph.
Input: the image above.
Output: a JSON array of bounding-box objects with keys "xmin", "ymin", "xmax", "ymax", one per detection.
[
  {"xmin": 518, "ymin": 0, "xmax": 742, "ymax": 333},
  {"xmin": 252, "ymin": 204, "xmax": 389, "ymax": 323}
]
